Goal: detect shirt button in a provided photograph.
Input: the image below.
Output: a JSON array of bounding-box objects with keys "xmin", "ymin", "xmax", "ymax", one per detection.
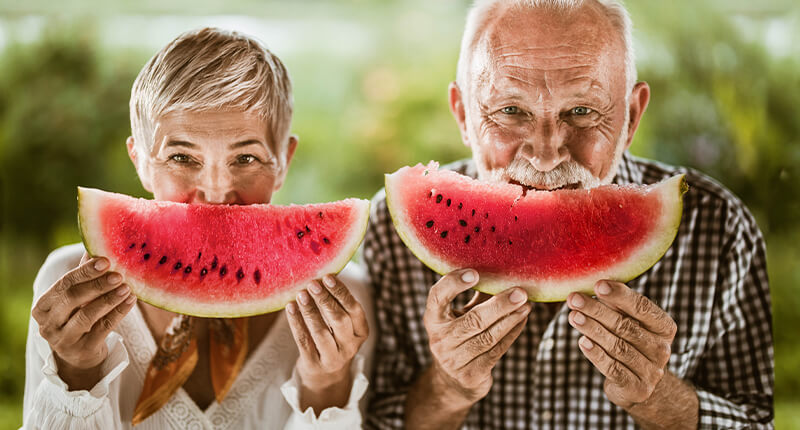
[
  {"xmin": 541, "ymin": 338, "xmax": 555, "ymax": 350},
  {"xmin": 542, "ymin": 411, "xmax": 553, "ymax": 420}
]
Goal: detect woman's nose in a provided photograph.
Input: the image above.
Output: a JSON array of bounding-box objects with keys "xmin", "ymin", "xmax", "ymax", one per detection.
[{"xmin": 196, "ymin": 164, "xmax": 236, "ymax": 204}]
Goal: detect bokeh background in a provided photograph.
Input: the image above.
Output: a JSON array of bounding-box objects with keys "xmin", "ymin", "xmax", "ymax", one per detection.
[{"xmin": 1, "ymin": 0, "xmax": 798, "ymax": 428}]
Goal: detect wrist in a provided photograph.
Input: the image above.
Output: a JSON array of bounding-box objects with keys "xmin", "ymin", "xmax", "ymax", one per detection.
[
  {"xmin": 54, "ymin": 353, "xmax": 105, "ymax": 391},
  {"xmin": 427, "ymin": 362, "xmax": 479, "ymax": 411},
  {"xmin": 298, "ymin": 364, "xmax": 352, "ymax": 393}
]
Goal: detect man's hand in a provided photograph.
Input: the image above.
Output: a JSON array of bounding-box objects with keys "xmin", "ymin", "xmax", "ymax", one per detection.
[
  {"xmin": 566, "ymin": 280, "xmax": 677, "ymax": 409},
  {"xmin": 420, "ymin": 268, "xmax": 530, "ymax": 408},
  {"xmin": 31, "ymin": 253, "xmax": 137, "ymax": 391}
]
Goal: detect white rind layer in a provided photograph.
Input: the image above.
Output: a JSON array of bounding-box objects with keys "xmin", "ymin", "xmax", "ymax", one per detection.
[
  {"xmin": 78, "ymin": 187, "xmax": 370, "ymax": 317},
  {"xmin": 385, "ymin": 167, "xmax": 686, "ymax": 302}
]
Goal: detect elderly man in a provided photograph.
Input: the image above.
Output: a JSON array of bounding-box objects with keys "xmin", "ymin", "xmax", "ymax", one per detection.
[{"xmin": 363, "ymin": 0, "xmax": 773, "ymax": 429}]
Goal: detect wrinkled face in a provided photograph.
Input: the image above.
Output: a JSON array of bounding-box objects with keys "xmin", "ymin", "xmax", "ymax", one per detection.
[
  {"xmin": 453, "ymin": 3, "xmax": 644, "ymax": 190},
  {"xmin": 128, "ymin": 110, "xmax": 296, "ymax": 204}
]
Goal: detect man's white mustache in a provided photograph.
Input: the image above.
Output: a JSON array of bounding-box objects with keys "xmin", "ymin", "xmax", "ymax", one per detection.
[{"xmin": 488, "ymin": 158, "xmax": 602, "ymax": 190}]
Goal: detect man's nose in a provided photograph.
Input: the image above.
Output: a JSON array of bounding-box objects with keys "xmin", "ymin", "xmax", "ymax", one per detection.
[
  {"xmin": 197, "ymin": 164, "xmax": 236, "ymax": 204},
  {"xmin": 519, "ymin": 119, "xmax": 568, "ymax": 172}
]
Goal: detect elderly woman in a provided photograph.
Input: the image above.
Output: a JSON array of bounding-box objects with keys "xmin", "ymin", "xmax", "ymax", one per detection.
[{"xmin": 22, "ymin": 27, "xmax": 374, "ymax": 429}]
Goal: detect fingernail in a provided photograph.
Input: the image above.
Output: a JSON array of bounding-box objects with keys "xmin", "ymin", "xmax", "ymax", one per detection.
[
  {"xmin": 107, "ymin": 273, "xmax": 122, "ymax": 284},
  {"xmin": 94, "ymin": 259, "xmax": 109, "ymax": 271},
  {"xmin": 510, "ymin": 289, "xmax": 526, "ymax": 303},
  {"xmin": 573, "ymin": 311, "xmax": 586, "ymax": 325},
  {"xmin": 596, "ymin": 282, "xmax": 611, "ymax": 295},
  {"xmin": 309, "ymin": 282, "xmax": 323, "ymax": 295},
  {"xmin": 461, "ymin": 269, "xmax": 476, "ymax": 284},
  {"xmin": 297, "ymin": 291, "xmax": 310, "ymax": 305},
  {"xmin": 116, "ymin": 285, "xmax": 130, "ymax": 296},
  {"xmin": 571, "ymin": 294, "xmax": 585, "ymax": 308},
  {"xmin": 515, "ymin": 304, "xmax": 530, "ymax": 314},
  {"xmin": 580, "ymin": 336, "xmax": 594, "ymax": 350},
  {"xmin": 286, "ymin": 302, "xmax": 296, "ymax": 315},
  {"xmin": 322, "ymin": 275, "xmax": 336, "ymax": 288},
  {"xmin": 125, "ymin": 295, "xmax": 137, "ymax": 304}
]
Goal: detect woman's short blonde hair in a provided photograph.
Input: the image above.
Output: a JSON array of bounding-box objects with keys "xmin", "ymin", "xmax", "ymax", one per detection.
[{"xmin": 129, "ymin": 27, "xmax": 293, "ymax": 163}]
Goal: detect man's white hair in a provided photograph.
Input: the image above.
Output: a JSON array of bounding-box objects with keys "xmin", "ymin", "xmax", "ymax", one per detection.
[
  {"xmin": 130, "ymin": 27, "xmax": 293, "ymax": 167},
  {"xmin": 455, "ymin": 0, "xmax": 637, "ymax": 97}
]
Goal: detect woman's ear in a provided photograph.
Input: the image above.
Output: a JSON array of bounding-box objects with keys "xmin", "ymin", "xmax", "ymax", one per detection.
[
  {"xmin": 127, "ymin": 136, "xmax": 153, "ymax": 192},
  {"xmin": 274, "ymin": 135, "xmax": 299, "ymax": 192}
]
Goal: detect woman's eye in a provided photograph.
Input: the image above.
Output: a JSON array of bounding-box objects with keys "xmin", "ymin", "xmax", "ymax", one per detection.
[
  {"xmin": 500, "ymin": 106, "xmax": 520, "ymax": 115},
  {"xmin": 236, "ymin": 154, "xmax": 257, "ymax": 165},
  {"xmin": 571, "ymin": 106, "xmax": 592, "ymax": 116},
  {"xmin": 169, "ymin": 153, "xmax": 191, "ymax": 163}
]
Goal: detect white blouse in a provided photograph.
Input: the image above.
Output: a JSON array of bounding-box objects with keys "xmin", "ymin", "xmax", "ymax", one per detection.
[{"xmin": 22, "ymin": 244, "xmax": 376, "ymax": 430}]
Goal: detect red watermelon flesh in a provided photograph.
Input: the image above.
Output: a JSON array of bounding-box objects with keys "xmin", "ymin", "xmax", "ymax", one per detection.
[
  {"xmin": 78, "ymin": 187, "xmax": 370, "ymax": 317},
  {"xmin": 385, "ymin": 162, "xmax": 686, "ymax": 301}
]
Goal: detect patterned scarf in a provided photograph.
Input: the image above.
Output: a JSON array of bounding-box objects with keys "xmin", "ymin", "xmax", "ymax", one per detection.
[{"xmin": 132, "ymin": 315, "xmax": 248, "ymax": 425}]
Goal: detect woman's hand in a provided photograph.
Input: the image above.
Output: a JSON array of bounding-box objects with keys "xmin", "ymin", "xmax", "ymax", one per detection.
[
  {"xmin": 31, "ymin": 253, "xmax": 137, "ymax": 390},
  {"xmin": 285, "ymin": 274, "xmax": 369, "ymax": 414}
]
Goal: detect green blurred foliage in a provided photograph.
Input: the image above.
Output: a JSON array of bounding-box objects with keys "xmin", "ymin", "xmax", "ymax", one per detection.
[{"xmin": 1, "ymin": 1, "xmax": 798, "ymax": 428}]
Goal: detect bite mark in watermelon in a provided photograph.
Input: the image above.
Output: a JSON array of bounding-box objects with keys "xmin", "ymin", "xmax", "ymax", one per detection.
[
  {"xmin": 385, "ymin": 162, "xmax": 687, "ymax": 301},
  {"xmin": 78, "ymin": 187, "xmax": 370, "ymax": 317}
]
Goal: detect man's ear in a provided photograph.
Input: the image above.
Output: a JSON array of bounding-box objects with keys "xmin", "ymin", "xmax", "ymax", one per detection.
[
  {"xmin": 448, "ymin": 82, "xmax": 470, "ymax": 148},
  {"xmin": 274, "ymin": 134, "xmax": 298, "ymax": 192},
  {"xmin": 624, "ymin": 82, "xmax": 651, "ymax": 150},
  {"xmin": 127, "ymin": 136, "xmax": 153, "ymax": 192}
]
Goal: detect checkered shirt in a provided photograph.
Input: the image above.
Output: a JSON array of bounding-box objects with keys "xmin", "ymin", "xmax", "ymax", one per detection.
[{"xmin": 362, "ymin": 152, "xmax": 774, "ymax": 429}]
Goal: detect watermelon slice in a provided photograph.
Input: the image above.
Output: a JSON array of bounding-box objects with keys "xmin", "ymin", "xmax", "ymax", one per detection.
[
  {"xmin": 78, "ymin": 187, "xmax": 370, "ymax": 317},
  {"xmin": 385, "ymin": 162, "xmax": 687, "ymax": 301}
]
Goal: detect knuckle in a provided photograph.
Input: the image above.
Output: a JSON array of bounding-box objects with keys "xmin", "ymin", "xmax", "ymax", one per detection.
[
  {"xmin": 618, "ymin": 317, "xmax": 640, "ymax": 339},
  {"xmin": 665, "ymin": 319, "xmax": 678, "ymax": 338},
  {"xmin": 475, "ymin": 330, "xmax": 496, "ymax": 350},
  {"xmin": 461, "ymin": 311, "xmax": 485, "ymax": 333},
  {"xmin": 633, "ymin": 294, "xmax": 652, "ymax": 316},
  {"xmin": 100, "ymin": 317, "xmax": 114, "ymax": 331},
  {"xmin": 612, "ymin": 337, "xmax": 631, "ymax": 360},
  {"xmin": 74, "ymin": 310, "xmax": 94, "ymax": 329}
]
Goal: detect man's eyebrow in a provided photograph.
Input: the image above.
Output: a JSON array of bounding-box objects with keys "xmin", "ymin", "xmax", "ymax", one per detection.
[{"xmin": 164, "ymin": 140, "xmax": 197, "ymax": 149}]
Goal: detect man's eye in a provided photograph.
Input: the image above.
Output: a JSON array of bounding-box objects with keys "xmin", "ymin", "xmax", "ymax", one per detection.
[
  {"xmin": 500, "ymin": 106, "xmax": 520, "ymax": 115},
  {"xmin": 236, "ymin": 154, "xmax": 257, "ymax": 165},
  {"xmin": 169, "ymin": 153, "xmax": 191, "ymax": 163},
  {"xmin": 571, "ymin": 106, "xmax": 592, "ymax": 116}
]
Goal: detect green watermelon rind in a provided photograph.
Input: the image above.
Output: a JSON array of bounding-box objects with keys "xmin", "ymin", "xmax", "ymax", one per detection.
[
  {"xmin": 77, "ymin": 187, "xmax": 371, "ymax": 317},
  {"xmin": 385, "ymin": 165, "xmax": 687, "ymax": 302}
]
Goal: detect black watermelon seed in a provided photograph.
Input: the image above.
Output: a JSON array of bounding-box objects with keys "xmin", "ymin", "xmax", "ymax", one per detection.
[
  {"xmin": 200, "ymin": 268, "xmax": 208, "ymax": 276},
  {"xmin": 464, "ymin": 235, "xmax": 471, "ymax": 244},
  {"xmin": 426, "ymin": 220, "xmax": 434, "ymax": 228},
  {"xmin": 141, "ymin": 243, "xmax": 147, "ymax": 248},
  {"xmin": 129, "ymin": 243, "xmax": 136, "ymax": 249},
  {"xmin": 143, "ymin": 253, "xmax": 150, "ymax": 260},
  {"xmin": 305, "ymin": 225, "xmax": 311, "ymax": 233},
  {"xmin": 446, "ymin": 198, "xmax": 451, "ymax": 206},
  {"xmin": 428, "ymin": 191, "xmax": 432, "ymax": 198},
  {"xmin": 174, "ymin": 261, "xmax": 182, "ymax": 270},
  {"xmin": 323, "ymin": 237, "xmax": 331, "ymax": 244},
  {"xmin": 514, "ymin": 215, "xmax": 518, "ymax": 221},
  {"xmin": 184, "ymin": 266, "xmax": 192, "ymax": 274},
  {"xmin": 491, "ymin": 226, "xmax": 496, "ymax": 232},
  {"xmin": 458, "ymin": 202, "xmax": 463, "ymax": 210},
  {"xmin": 474, "ymin": 226, "xmax": 480, "ymax": 233},
  {"xmin": 211, "ymin": 257, "xmax": 218, "ymax": 270},
  {"xmin": 318, "ymin": 211, "xmax": 324, "ymax": 218},
  {"xmin": 485, "ymin": 213, "xmax": 489, "ymax": 218},
  {"xmin": 459, "ymin": 220, "xmax": 467, "ymax": 227},
  {"xmin": 436, "ymin": 194, "xmax": 443, "ymax": 203},
  {"xmin": 441, "ymin": 231, "xmax": 448, "ymax": 238},
  {"xmin": 236, "ymin": 268, "xmax": 245, "ymax": 281},
  {"xmin": 509, "ymin": 240, "xmax": 513, "ymax": 245},
  {"xmin": 159, "ymin": 256, "xmax": 167, "ymax": 264},
  {"xmin": 197, "ymin": 251, "xmax": 202, "ymax": 260},
  {"xmin": 220, "ymin": 266, "xmax": 228, "ymax": 277},
  {"xmin": 472, "ymin": 209, "xmax": 476, "ymax": 216},
  {"xmin": 254, "ymin": 270, "xmax": 261, "ymax": 284},
  {"xmin": 297, "ymin": 231, "xmax": 305, "ymax": 239}
]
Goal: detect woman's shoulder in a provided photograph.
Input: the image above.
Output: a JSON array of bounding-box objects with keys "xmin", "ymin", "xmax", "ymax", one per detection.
[{"xmin": 32, "ymin": 243, "xmax": 86, "ymax": 300}]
